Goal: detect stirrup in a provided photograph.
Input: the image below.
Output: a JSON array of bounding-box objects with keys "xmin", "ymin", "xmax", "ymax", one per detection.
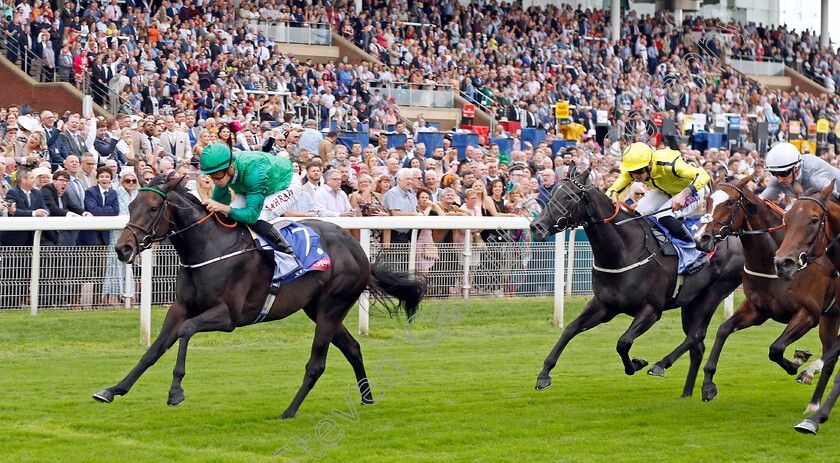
[{"xmin": 253, "ymin": 281, "xmax": 281, "ymax": 324}]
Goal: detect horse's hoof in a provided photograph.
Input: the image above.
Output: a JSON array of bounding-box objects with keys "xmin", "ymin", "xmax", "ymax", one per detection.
[
  {"xmin": 167, "ymin": 392, "xmax": 185, "ymax": 407},
  {"xmin": 535, "ymin": 376, "xmax": 552, "ymax": 391},
  {"xmin": 702, "ymin": 384, "xmax": 719, "ymax": 402},
  {"xmin": 648, "ymin": 364, "xmax": 665, "ymax": 377},
  {"xmin": 795, "ymin": 419, "xmax": 819, "ymax": 435},
  {"xmin": 280, "ymin": 410, "xmax": 296, "ymax": 420},
  {"xmin": 794, "ymin": 349, "xmax": 813, "ymax": 366},
  {"xmin": 679, "ymin": 392, "xmax": 692, "ymax": 399},
  {"xmin": 805, "ymin": 403, "xmax": 820, "ymax": 414},
  {"xmin": 627, "ymin": 357, "xmax": 648, "ymax": 375},
  {"xmin": 92, "ymin": 389, "xmax": 114, "ymax": 403},
  {"xmin": 796, "ymin": 370, "xmax": 814, "ymax": 385}
]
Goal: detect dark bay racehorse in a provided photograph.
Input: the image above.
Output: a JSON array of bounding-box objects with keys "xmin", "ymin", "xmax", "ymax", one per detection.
[
  {"xmin": 694, "ymin": 176, "xmax": 839, "ymax": 413},
  {"xmin": 775, "ymin": 182, "xmax": 840, "ymax": 434},
  {"xmin": 530, "ymin": 163, "xmax": 744, "ymax": 397},
  {"xmin": 92, "ymin": 174, "xmax": 425, "ymax": 419}
]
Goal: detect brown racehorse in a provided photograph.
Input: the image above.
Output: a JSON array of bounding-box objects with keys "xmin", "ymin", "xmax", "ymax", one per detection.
[
  {"xmin": 776, "ymin": 181, "xmax": 840, "ymax": 434},
  {"xmin": 695, "ymin": 176, "xmax": 840, "ymax": 413}
]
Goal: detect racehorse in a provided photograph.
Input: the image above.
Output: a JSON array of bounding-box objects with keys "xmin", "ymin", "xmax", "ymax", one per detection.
[
  {"xmin": 694, "ymin": 175, "xmax": 839, "ymax": 413},
  {"xmin": 775, "ymin": 181, "xmax": 840, "ymax": 434},
  {"xmin": 92, "ymin": 174, "xmax": 426, "ymax": 419},
  {"xmin": 530, "ymin": 163, "xmax": 744, "ymax": 397}
]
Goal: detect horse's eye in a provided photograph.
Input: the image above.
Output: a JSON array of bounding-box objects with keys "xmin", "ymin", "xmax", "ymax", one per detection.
[
  {"xmin": 149, "ymin": 206, "xmax": 158, "ymax": 213},
  {"xmin": 811, "ymin": 217, "xmax": 819, "ymax": 224},
  {"xmin": 725, "ymin": 198, "xmax": 735, "ymax": 207}
]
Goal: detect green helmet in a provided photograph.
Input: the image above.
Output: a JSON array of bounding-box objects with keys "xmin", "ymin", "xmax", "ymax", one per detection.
[{"xmin": 198, "ymin": 143, "xmax": 234, "ymax": 174}]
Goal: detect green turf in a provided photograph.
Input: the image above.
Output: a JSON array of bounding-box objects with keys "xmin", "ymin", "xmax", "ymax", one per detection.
[{"xmin": 0, "ymin": 295, "xmax": 837, "ymax": 462}]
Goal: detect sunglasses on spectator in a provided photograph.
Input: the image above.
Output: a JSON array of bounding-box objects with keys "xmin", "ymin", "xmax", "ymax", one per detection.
[
  {"xmin": 634, "ymin": 192, "xmax": 644, "ymax": 197},
  {"xmin": 772, "ymin": 168, "xmax": 795, "ymax": 178},
  {"xmin": 123, "ymin": 178, "xmax": 137, "ymax": 184}
]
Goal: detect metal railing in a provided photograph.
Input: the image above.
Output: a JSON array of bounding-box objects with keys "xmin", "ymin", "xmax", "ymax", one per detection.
[
  {"xmin": 729, "ymin": 57, "xmax": 785, "ymax": 76},
  {"xmin": 249, "ymin": 20, "xmax": 332, "ymax": 46},
  {"xmin": 367, "ymin": 81, "xmax": 454, "ymax": 108}
]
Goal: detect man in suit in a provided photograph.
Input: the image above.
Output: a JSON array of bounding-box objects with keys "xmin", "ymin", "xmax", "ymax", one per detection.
[
  {"xmin": 93, "ymin": 123, "xmax": 128, "ymax": 165},
  {"xmin": 78, "ymin": 166, "xmax": 119, "ymax": 245},
  {"xmin": 60, "ymin": 114, "xmax": 87, "ymax": 159},
  {"xmin": 0, "ymin": 166, "xmax": 49, "ymax": 307},
  {"xmin": 41, "ymin": 111, "xmax": 68, "ymax": 166},
  {"xmin": 91, "ymin": 56, "xmax": 110, "ymax": 106},
  {"xmin": 0, "ymin": 167, "xmax": 49, "ymax": 246},
  {"xmin": 42, "ymin": 169, "xmax": 91, "ymax": 245},
  {"xmin": 159, "ymin": 115, "xmax": 190, "ymax": 160}
]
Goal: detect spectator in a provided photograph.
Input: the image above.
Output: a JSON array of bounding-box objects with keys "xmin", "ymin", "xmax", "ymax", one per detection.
[
  {"xmin": 383, "ymin": 168, "xmax": 420, "ymax": 243},
  {"xmin": 298, "ymin": 119, "xmax": 323, "ymax": 155},
  {"xmin": 318, "ymin": 130, "xmax": 338, "ymax": 162},
  {"xmin": 312, "ymin": 169, "xmax": 354, "ymax": 217},
  {"xmin": 78, "ymin": 166, "xmax": 118, "ymax": 245},
  {"xmin": 41, "ymin": 169, "xmax": 89, "ymax": 246},
  {"xmin": 103, "ymin": 167, "xmax": 139, "ymax": 305},
  {"xmin": 0, "ymin": 166, "xmax": 49, "ymax": 246}
]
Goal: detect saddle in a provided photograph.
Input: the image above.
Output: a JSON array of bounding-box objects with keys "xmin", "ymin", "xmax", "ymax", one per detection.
[{"xmin": 648, "ymin": 213, "xmax": 710, "ymax": 275}]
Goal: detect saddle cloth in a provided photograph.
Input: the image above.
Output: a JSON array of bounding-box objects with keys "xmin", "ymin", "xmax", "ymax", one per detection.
[
  {"xmin": 255, "ymin": 220, "xmax": 331, "ymax": 283},
  {"xmin": 648, "ymin": 216, "xmax": 708, "ymax": 275}
]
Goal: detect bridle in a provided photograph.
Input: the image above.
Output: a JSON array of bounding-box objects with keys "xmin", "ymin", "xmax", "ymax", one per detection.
[
  {"xmin": 546, "ymin": 176, "xmax": 620, "ymax": 232},
  {"xmin": 790, "ymin": 196, "xmax": 840, "ymax": 270},
  {"xmin": 124, "ymin": 186, "xmax": 235, "ymax": 256},
  {"xmin": 702, "ymin": 182, "xmax": 784, "ymax": 239}
]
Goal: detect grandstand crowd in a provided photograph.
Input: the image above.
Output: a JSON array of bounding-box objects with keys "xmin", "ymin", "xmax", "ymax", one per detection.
[{"xmin": 3, "ymin": 0, "xmax": 840, "ymax": 254}]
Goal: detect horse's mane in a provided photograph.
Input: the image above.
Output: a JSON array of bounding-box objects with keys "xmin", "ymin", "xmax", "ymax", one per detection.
[{"xmin": 147, "ymin": 172, "xmax": 205, "ymax": 207}]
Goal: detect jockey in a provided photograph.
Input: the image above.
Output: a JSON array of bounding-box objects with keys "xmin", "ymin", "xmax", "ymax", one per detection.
[
  {"xmin": 606, "ymin": 142, "xmax": 710, "ymax": 242},
  {"xmin": 198, "ymin": 143, "xmax": 303, "ymax": 268},
  {"xmin": 759, "ymin": 142, "xmax": 840, "ymax": 201}
]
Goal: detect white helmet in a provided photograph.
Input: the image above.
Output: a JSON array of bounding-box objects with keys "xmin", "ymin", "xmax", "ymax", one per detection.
[{"xmin": 765, "ymin": 143, "xmax": 801, "ymax": 173}]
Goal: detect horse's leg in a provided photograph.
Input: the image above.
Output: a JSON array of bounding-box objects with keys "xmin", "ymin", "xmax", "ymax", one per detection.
[
  {"xmin": 701, "ymin": 301, "xmax": 767, "ymax": 402},
  {"xmin": 648, "ymin": 290, "xmax": 720, "ymax": 379},
  {"xmin": 768, "ymin": 310, "xmax": 818, "ymax": 375},
  {"xmin": 804, "ymin": 313, "xmax": 840, "ymax": 413},
  {"xmin": 281, "ymin": 312, "xmax": 341, "ymax": 419},
  {"xmin": 167, "ymin": 305, "xmax": 235, "ymax": 406},
  {"xmin": 616, "ymin": 303, "xmax": 660, "ymax": 376},
  {"xmin": 797, "ymin": 338, "xmax": 840, "ymax": 433},
  {"xmin": 93, "ymin": 302, "xmax": 187, "ymax": 403},
  {"xmin": 535, "ymin": 298, "xmax": 616, "ymax": 390},
  {"xmin": 330, "ymin": 324, "xmax": 375, "ymax": 405}
]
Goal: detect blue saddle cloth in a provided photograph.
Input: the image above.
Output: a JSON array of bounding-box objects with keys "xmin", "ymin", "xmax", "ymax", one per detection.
[
  {"xmin": 256, "ymin": 221, "xmax": 331, "ymax": 283},
  {"xmin": 648, "ymin": 216, "xmax": 706, "ymax": 275}
]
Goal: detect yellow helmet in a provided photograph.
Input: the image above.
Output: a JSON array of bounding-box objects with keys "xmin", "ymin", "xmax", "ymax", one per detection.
[{"xmin": 620, "ymin": 143, "xmax": 654, "ymax": 172}]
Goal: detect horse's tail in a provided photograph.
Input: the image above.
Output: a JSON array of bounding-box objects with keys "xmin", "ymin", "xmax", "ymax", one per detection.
[{"xmin": 367, "ymin": 260, "xmax": 426, "ymax": 318}]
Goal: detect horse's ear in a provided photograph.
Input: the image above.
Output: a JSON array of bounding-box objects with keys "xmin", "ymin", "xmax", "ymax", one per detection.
[
  {"xmin": 576, "ymin": 165, "xmax": 593, "ymax": 183},
  {"xmin": 567, "ymin": 160, "xmax": 577, "ymax": 178},
  {"xmin": 737, "ymin": 173, "xmax": 754, "ymax": 188},
  {"xmin": 819, "ymin": 181, "xmax": 835, "ymax": 201},
  {"xmin": 163, "ymin": 172, "xmax": 184, "ymax": 192}
]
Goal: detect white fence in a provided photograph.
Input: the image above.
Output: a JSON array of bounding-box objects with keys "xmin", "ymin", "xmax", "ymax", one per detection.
[{"xmin": 0, "ymin": 216, "xmax": 735, "ymax": 345}]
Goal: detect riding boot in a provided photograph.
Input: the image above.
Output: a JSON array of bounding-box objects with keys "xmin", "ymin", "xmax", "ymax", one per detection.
[
  {"xmin": 253, "ymin": 220, "xmax": 303, "ymax": 271},
  {"xmin": 659, "ymin": 216, "xmax": 695, "ymax": 243}
]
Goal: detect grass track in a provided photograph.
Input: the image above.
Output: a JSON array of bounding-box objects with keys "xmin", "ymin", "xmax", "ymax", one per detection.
[{"xmin": 0, "ymin": 295, "xmax": 838, "ymax": 462}]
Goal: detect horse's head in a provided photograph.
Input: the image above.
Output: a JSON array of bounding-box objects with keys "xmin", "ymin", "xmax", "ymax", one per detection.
[
  {"xmin": 775, "ymin": 181, "xmax": 835, "ymax": 281},
  {"xmin": 530, "ymin": 161, "xmax": 593, "ymax": 242},
  {"xmin": 115, "ymin": 173, "xmax": 186, "ymax": 262},
  {"xmin": 695, "ymin": 174, "xmax": 758, "ymax": 252}
]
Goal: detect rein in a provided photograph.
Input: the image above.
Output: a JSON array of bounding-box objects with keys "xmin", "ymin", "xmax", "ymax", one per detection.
[
  {"xmin": 125, "ymin": 187, "xmax": 247, "ymax": 263},
  {"xmin": 551, "ymin": 176, "xmax": 668, "ymax": 274},
  {"xmin": 702, "ymin": 183, "xmax": 785, "ymax": 239},
  {"xmin": 792, "ymin": 196, "xmax": 840, "ymax": 270}
]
